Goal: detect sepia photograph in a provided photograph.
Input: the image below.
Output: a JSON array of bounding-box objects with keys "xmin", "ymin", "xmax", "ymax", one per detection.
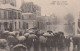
[{"xmin": 0, "ymin": 0, "xmax": 80, "ymax": 51}]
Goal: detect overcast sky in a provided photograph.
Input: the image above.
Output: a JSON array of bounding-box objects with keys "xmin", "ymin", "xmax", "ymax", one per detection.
[{"xmin": 16, "ymin": 0, "xmax": 80, "ymax": 19}]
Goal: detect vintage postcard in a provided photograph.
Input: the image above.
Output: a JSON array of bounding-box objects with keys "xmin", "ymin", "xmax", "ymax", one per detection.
[{"xmin": 0, "ymin": 0, "xmax": 79, "ymax": 51}]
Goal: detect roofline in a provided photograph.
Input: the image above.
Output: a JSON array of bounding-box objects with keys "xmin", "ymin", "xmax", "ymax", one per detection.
[{"xmin": 0, "ymin": 8, "xmax": 21, "ymax": 11}]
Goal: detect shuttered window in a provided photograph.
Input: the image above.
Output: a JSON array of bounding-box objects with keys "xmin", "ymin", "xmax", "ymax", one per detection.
[
  {"xmin": 4, "ymin": 11, "xmax": 6, "ymax": 19},
  {"xmin": 18, "ymin": 13, "xmax": 20, "ymax": 19},
  {"xmin": 0, "ymin": 10, "xmax": 1, "ymax": 19}
]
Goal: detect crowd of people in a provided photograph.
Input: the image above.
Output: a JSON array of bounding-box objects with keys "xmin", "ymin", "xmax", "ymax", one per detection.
[{"xmin": 0, "ymin": 29, "xmax": 72, "ymax": 51}]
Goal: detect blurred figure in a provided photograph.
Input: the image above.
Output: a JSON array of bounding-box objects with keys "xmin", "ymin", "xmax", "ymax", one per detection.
[
  {"xmin": 26, "ymin": 38, "xmax": 33, "ymax": 51},
  {"xmin": 43, "ymin": 31, "xmax": 53, "ymax": 51},
  {"xmin": 24, "ymin": 33, "xmax": 30, "ymax": 46},
  {"xmin": 46, "ymin": 33, "xmax": 53, "ymax": 51},
  {"xmin": 32, "ymin": 30, "xmax": 40, "ymax": 51},
  {"xmin": 7, "ymin": 35, "xmax": 18, "ymax": 48},
  {"xmin": 0, "ymin": 39, "xmax": 10, "ymax": 51},
  {"xmin": 39, "ymin": 34, "xmax": 47, "ymax": 51},
  {"xmin": 57, "ymin": 32, "xmax": 65, "ymax": 51},
  {"xmin": 19, "ymin": 31, "xmax": 23, "ymax": 36},
  {"xmin": 17, "ymin": 36, "xmax": 26, "ymax": 45},
  {"xmin": 1, "ymin": 31, "xmax": 9, "ymax": 39},
  {"xmin": 27, "ymin": 33, "xmax": 36, "ymax": 51},
  {"xmin": 65, "ymin": 36, "xmax": 71, "ymax": 51},
  {"xmin": 51, "ymin": 33, "xmax": 55, "ymax": 50},
  {"xmin": 73, "ymin": 37, "xmax": 79, "ymax": 51},
  {"xmin": 46, "ymin": 36, "xmax": 53, "ymax": 51},
  {"xmin": 54, "ymin": 33, "xmax": 59, "ymax": 51},
  {"xmin": 33, "ymin": 36, "xmax": 39, "ymax": 51}
]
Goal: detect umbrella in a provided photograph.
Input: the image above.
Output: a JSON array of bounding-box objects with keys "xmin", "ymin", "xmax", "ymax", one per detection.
[
  {"xmin": 13, "ymin": 31, "xmax": 19, "ymax": 34},
  {"xmin": 3, "ymin": 31, "xmax": 9, "ymax": 34},
  {"xmin": 47, "ymin": 30, "xmax": 53, "ymax": 33},
  {"xmin": 0, "ymin": 39, "xmax": 7, "ymax": 43},
  {"xmin": 1, "ymin": 31, "xmax": 9, "ymax": 39},
  {"xmin": 12, "ymin": 44, "xmax": 27, "ymax": 49},
  {"xmin": 7, "ymin": 35, "xmax": 15, "ymax": 42},
  {"xmin": 12, "ymin": 44, "xmax": 27, "ymax": 51},
  {"xmin": 38, "ymin": 30, "xmax": 44, "ymax": 35},
  {"xmin": 7, "ymin": 35, "xmax": 15, "ymax": 39},
  {"xmin": 24, "ymin": 33, "xmax": 30, "ymax": 37},
  {"xmin": 58, "ymin": 32, "xmax": 64, "ymax": 35},
  {"xmin": 28, "ymin": 34, "xmax": 37, "ymax": 39},
  {"xmin": 7, "ymin": 35, "xmax": 18, "ymax": 46},
  {"xmin": 43, "ymin": 33, "xmax": 53, "ymax": 37},
  {"xmin": 0, "ymin": 49, "xmax": 7, "ymax": 51},
  {"xmin": 39, "ymin": 36, "xmax": 47, "ymax": 43},
  {"xmin": 0, "ymin": 39, "xmax": 7, "ymax": 46},
  {"xmin": 28, "ymin": 30, "xmax": 34, "ymax": 34},
  {"xmin": 17, "ymin": 36, "xmax": 26, "ymax": 41},
  {"xmin": 9, "ymin": 32, "xmax": 15, "ymax": 35}
]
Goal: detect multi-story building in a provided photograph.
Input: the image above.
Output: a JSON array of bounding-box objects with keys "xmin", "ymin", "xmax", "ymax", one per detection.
[
  {"xmin": 21, "ymin": 2, "xmax": 41, "ymax": 30},
  {"xmin": 0, "ymin": 3, "xmax": 22, "ymax": 31},
  {"xmin": 22, "ymin": 13, "xmax": 37, "ymax": 30},
  {"xmin": 21, "ymin": 2, "xmax": 41, "ymax": 17},
  {"xmin": 36, "ymin": 16, "xmax": 46, "ymax": 31}
]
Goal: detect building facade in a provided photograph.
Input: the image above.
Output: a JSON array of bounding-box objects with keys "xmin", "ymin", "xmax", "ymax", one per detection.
[
  {"xmin": 22, "ymin": 13, "xmax": 37, "ymax": 30},
  {"xmin": 21, "ymin": 2, "xmax": 41, "ymax": 17},
  {"xmin": 0, "ymin": 4, "xmax": 22, "ymax": 31},
  {"xmin": 21, "ymin": 2, "xmax": 41, "ymax": 31},
  {"xmin": 0, "ymin": 1, "xmax": 42, "ymax": 31}
]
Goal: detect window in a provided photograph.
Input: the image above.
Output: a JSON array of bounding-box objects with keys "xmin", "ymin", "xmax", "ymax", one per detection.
[
  {"xmin": 26, "ymin": 23, "xmax": 28, "ymax": 29},
  {"xmin": 29, "ymin": 15, "xmax": 31, "ymax": 19},
  {"xmin": 4, "ymin": 11, "xmax": 7, "ymax": 19},
  {"xmin": 8, "ymin": 11, "xmax": 14, "ymax": 19},
  {"xmin": 0, "ymin": 10, "xmax": 1, "ymax": 19},
  {"xmin": 14, "ymin": 12, "xmax": 17, "ymax": 19},
  {"xmin": 18, "ymin": 13, "xmax": 20, "ymax": 19},
  {"xmin": 19, "ymin": 22, "xmax": 20, "ymax": 29},
  {"xmin": 23, "ymin": 22, "xmax": 28, "ymax": 29},
  {"xmin": 10, "ymin": 11, "xmax": 14, "ymax": 19},
  {"xmin": 15, "ymin": 22, "xmax": 16, "ymax": 29},
  {"xmin": 8, "ymin": 11, "xmax": 11, "ymax": 19},
  {"xmin": 37, "ymin": 22, "xmax": 39, "ymax": 29},
  {"xmin": 22, "ymin": 15, "xmax": 24, "ymax": 19}
]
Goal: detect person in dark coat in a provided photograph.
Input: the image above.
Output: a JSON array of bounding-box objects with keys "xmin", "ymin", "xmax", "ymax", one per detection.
[
  {"xmin": 39, "ymin": 34, "xmax": 47, "ymax": 51},
  {"xmin": 0, "ymin": 31, "xmax": 3, "ymax": 39},
  {"xmin": 65, "ymin": 36, "xmax": 71, "ymax": 51},
  {"xmin": 53, "ymin": 33, "xmax": 60, "ymax": 51},
  {"xmin": 7, "ymin": 35, "xmax": 18, "ymax": 48},
  {"xmin": 46, "ymin": 36, "xmax": 53, "ymax": 51},
  {"xmin": 27, "ymin": 36, "xmax": 33, "ymax": 51},
  {"xmin": 1, "ymin": 32, "xmax": 9, "ymax": 39},
  {"xmin": 19, "ymin": 31, "xmax": 23, "ymax": 36},
  {"xmin": 57, "ymin": 32, "xmax": 65, "ymax": 51},
  {"xmin": 46, "ymin": 31, "xmax": 53, "ymax": 51},
  {"xmin": 33, "ymin": 36, "xmax": 39, "ymax": 51},
  {"xmin": 0, "ymin": 39, "xmax": 10, "ymax": 51},
  {"xmin": 73, "ymin": 37, "xmax": 79, "ymax": 51}
]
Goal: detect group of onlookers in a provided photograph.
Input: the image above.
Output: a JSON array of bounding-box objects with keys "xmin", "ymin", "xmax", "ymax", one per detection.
[{"xmin": 0, "ymin": 30, "xmax": 72, "ymax": 51}]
